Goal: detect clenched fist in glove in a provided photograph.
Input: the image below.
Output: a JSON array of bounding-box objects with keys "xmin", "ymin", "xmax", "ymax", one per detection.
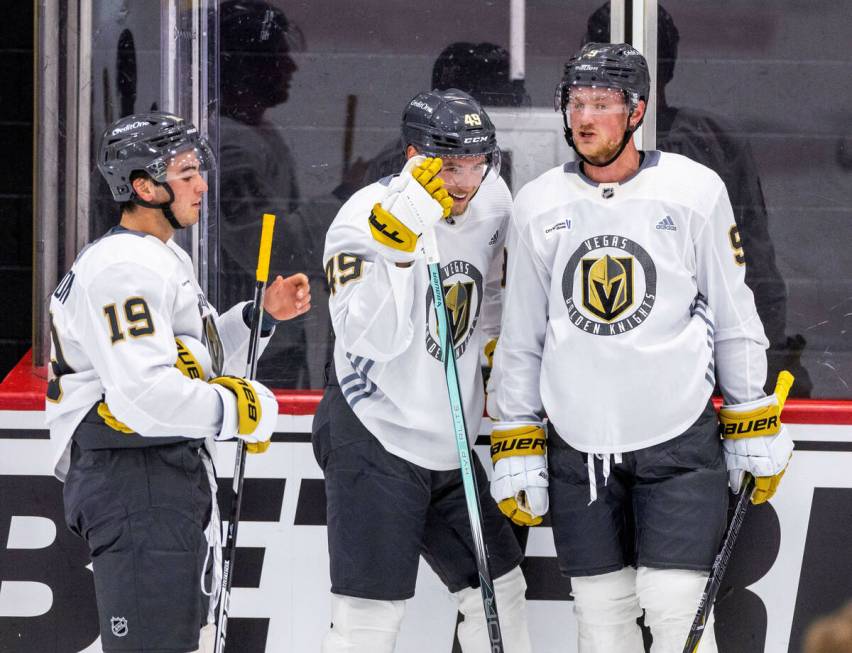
[
  {"xmin": 209, "ymin": 375, "xmax": 278, "ymax": 454},
  {"xmin": 368, "ymin": 156, "xmax": 454, "ymax": 263},
  {"xmin": 490, "ymin": 423, "xmax": 549, "ymax": 526},
  {"xmin": 720, "ymin": 371, "xmax": 795, "ymax": 504}
]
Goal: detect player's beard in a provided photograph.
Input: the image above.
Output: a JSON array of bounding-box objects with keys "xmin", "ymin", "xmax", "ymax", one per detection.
[{"xmin": 575, "ymin": 133, "xmax": 624, "ymax": 167}]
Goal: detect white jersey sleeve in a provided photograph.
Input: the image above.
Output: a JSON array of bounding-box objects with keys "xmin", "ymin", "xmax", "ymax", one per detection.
[
  {"xmin": 324, "ymin": 208, "xmax": 419, "ymax": 362},
  {"xmin": 486, "ymin": 198, "xmax": 549, "ymax": 426},
  {"xmin": 694, "ymin": 185, "xmax": 768, "ymax": 404},
  {"xmin": 78, "ymin": 258, "xmax": 223, "ymax": 437}
]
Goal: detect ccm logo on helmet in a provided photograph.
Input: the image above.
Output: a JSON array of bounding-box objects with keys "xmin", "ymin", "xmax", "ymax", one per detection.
[
  {"xmin": 721, "ymin": 416, "xmax": 778, "ymax": 437},
  {"xmin": 463, "ymin": 136, "xmax": 489, "ymax": 144},
  {"xmin": 111, "ymin": 121, "xmax": 149, "ymax": 135}
]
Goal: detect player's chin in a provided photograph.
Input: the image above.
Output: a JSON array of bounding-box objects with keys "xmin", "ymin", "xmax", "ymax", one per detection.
[{"xmin": 449, "ymin": 198, "xmax": 471, "ymax": 216}]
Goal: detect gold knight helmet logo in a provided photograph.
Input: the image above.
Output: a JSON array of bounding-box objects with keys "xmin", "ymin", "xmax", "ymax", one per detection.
[
  {"xmin": 444, "ymin": 280, "xmax": 473, "ymax": 345},
  {"xmin": 582, "ymin": 254, "xmax": 634, "ymax": 321}
]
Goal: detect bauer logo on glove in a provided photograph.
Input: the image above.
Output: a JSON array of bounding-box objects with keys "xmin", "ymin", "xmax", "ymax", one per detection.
[
  {"xmin": 490, "ymin": 423, "xmax": 549, "ymax": 526},
  {"xmin": 720, "ymin": 370, "xmax": 794, "ymax": 504}
]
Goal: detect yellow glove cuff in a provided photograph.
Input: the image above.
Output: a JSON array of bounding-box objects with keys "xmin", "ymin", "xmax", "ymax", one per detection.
[
  {"xmin": 369, "ymin": 203, "xmax": 419, "ymax": 253},
  {"xmin": 175, "ymin": 337, "xmax": 206, "ymax": 380},
  {"xmin": 719, "ymin": 401, "xmax": 781, "ymax": 439},
  {"xmin": 210, "ymin": 375, "xmax": 262, "ymax": 436},
  {"xmin": 490, "ymin": 425, "xmax": 546, "ymax": 463}
]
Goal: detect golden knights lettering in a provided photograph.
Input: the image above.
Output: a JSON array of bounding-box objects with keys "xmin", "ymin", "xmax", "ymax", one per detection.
[
  {"xmin": 582, "ymin": 254, "xmax": 634, "ymax": 321},
  {"xmin": 561, "ymin": 234, "xmax": 658, "ymax": 337}
]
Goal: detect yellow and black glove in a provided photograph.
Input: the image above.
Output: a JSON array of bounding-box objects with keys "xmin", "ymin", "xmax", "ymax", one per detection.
[
  {"xmin": 489, "ymin": 423, "xmax": 549, "ymax": 525},
  {"xmin": 368, "ymin": 156, "xmax": 454, "ymax": 262},
  {"xmin": 174, "ymin": 335, "xmax": 211, "ymax": 380},
  {"xmin": 720, "ymin": 371, "xmax": 794, "ymax": 504},
  {"xmin": 209, "ymin": 375, "xmax": 277, "ymax": 454}
]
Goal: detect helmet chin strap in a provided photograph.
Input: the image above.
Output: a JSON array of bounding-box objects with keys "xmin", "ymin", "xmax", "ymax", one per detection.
[
  {"xmin": 561, "ymin": 108, "xmax": 639, "ymax": 169},
  {"xmin": 130, "ymin": 181, "xmax": 184, "ymax": 230}
]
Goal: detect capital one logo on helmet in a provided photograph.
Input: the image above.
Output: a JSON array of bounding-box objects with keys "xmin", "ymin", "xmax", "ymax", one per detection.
[
  {"xmin": 409, "ymin": 99, "xmax": 434, "ymax": 114},
  {"xmin": 111, "ymin": 121, "xmax": 148, "ymax": 135},
  {"xmin": 561, "ymin": 234, "xmax": 658, "ymax": 336}
]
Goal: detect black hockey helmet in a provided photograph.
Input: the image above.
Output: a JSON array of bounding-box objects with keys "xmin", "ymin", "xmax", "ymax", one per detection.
[
  {"xmin": 98, "ymin": 112, "xmax": 215, "ymax": 227},
  {"xmin": 555, "ymin": 42, "xmax": 650, "ymax": 167},
  {"xmin": 401, "ymin": 88, "xmax": 500, "ymax": 175},
  {"xmin": 555, "ymin": 42, "xmax": 650, "ymax": 112}
]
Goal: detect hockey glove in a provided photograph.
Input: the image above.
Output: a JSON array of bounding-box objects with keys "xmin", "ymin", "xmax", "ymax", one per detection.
[
  {"xmin": 490, "ymin": 423, "xmax": 549, "ymax": 526},
  {"xmin": 368, "ymin": 156, "xmax": 454, "ymax": 263},
  {"xmin": 210, "ymin": 376, "xmax": 277, "ymax": 454},
  {"xmin": 174, "ymin": 335, "xmax": 212, "ymax": 380},
  {"xmin": 720, "ymin": 371, "xmax": 795, "ymax": 504}
]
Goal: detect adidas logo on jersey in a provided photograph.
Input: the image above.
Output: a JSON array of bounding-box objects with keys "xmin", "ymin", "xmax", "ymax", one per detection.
[
  {"xmin": 655, "ymin": 216, "xmax": 677, "ymax": 231},
  {"xmin": 488, "ymin": 230, "xmax": 500, "ymax": 246}
]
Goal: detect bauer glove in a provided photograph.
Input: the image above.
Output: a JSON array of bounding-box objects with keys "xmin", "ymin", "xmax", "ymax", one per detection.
[
  {"xmin": 96, "ymin": 335, "xmax": 213, "ymax": 434},
  {"xmin": 490, "ymin": 423, "xmax": 549, "ymax": 526},
  {"xmin": 174, "ymin": 335, "xmax": 212, "ymax": 380},
  {"xmin": 368, "ymin": 156, "xmax": 454, "ymax": 263},
  {"xmin": 720, "ymin": 371, "xmax": 794, "ymax": 504},
  {"xmin": 209, "ymin": 376, "xmax": 277, "ymax": 454}
]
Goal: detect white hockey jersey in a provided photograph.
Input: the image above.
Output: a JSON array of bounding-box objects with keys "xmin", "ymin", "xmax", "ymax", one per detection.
[
  {"xmin": 488, "ymin": 151, "xmax": 769, "ymax": 454},
  {"xmin": 324, "ymin": 172, "xmax": 511, "ymax": 470},
  {"xmin": 46, "ymin": 226, "xmax": 269, "ymax": 480}
]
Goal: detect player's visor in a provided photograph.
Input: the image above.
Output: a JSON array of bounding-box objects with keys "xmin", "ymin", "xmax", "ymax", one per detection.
[{"xmin": 159, "ymin": 139, "xmax": 216, "ymax": 184}]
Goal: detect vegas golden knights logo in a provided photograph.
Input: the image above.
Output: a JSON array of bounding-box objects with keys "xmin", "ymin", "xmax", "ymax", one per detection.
[
  {"xmin": 444, "ymin": 280, "xmax": 473, "ymax": 345},
  {"xmin": 582, "ymin": 255, "xmax": 634, "ymax": 321}
]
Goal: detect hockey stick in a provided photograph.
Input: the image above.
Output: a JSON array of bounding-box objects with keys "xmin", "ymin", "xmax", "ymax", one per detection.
[
  {"xmin": 214, "ymin": 213, "xmax": 276, "ymax": 653},
  {"xmin": 422, "ymin": 228, "xmax": 505, "ymax": 652},
  {"xmin": 682, "ymin": 370, "xmax": 794, "ymax": 653}
]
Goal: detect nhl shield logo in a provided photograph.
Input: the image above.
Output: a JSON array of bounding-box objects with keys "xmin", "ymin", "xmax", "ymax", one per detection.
[{"xmin": 111, "ymin": 616, "xmax": 129, "ymax": 638}]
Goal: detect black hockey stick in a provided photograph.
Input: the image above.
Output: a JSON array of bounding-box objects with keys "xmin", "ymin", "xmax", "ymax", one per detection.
[
  {"xmin": 423, "ymin": 228, "xmax": 505, "ymax": 651},
  {"xmin": 214, "ymin": 213, "xmax": 276, "ymax": 653},
  {"xmin": 682, "ymin": 370, "xmax": 794, "ymax": 653},
  {"xmin": 682, "ymin": 474, "xmax": 754, "ymax": 653}
]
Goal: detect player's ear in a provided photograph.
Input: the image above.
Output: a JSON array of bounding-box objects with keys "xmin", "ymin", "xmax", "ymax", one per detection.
[
  {"xmin": 630, "ymin": 99, "xmax": 647, "ymax": 130},
  {"xmin": 131, "ymin": 175, "xmax": 156, "ymax": 201},
  {"xmin": 405, "ymin": 145, "xmax": 419, "ymax": 160}
]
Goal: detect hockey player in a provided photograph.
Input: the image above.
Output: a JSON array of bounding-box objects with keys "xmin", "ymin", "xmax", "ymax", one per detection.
[
  {"xmin": 46, "ymin": 113, "xmax": 310, "ymax": 653},
  {"xmin": 487, "ymin": 43, "xmax": 794, "ymax": 652},
  {"xmin": 312, "ymin": 89, "xmax": 532, "ymax": 652}
]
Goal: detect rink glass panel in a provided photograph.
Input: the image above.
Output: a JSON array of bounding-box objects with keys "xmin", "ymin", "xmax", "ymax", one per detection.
[
  {"xmin": 210, "ymin": 0, "xmax": 600, "ymax": 389},
  {"xmin": 60, "ymin": 1, "xmax": 852, "ymax": 397},
  {"xmin": 660, "ymin": 0, "xmax": 852, "ymax": 399}
]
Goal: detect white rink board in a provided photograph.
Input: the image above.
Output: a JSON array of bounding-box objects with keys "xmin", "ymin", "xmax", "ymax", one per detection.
[{"xmin": 0, "ymin": 410, "xmax": 850, "ymax": 652}]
